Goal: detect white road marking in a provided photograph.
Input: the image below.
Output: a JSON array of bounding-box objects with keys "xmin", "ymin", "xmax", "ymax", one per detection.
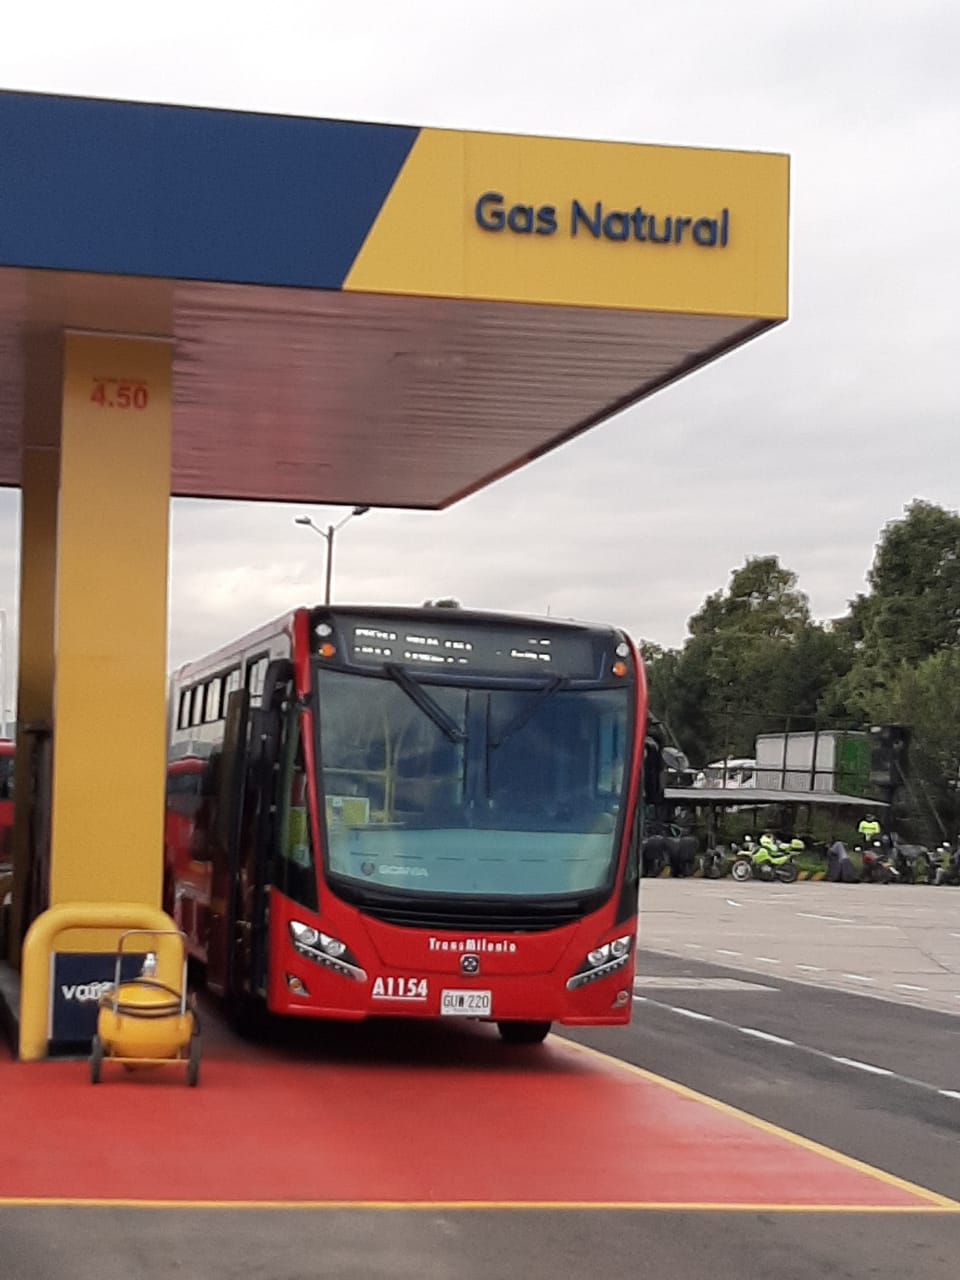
[
  {"xmin": 795, "ymin": 964, "xmax": 824, "ymax": 972},
  {"xmin": 830, "ymin": 1057, "xmax": 893, "ymax": 1076},
  {"xmin": 840, "ymin": 924, "xmax": 899, "ymax": 930},
  {"xmin": 738, "ymin": 1027, "xmax": 795, "ymax": 1046},
  {"xmin": 895, "ymin": 983, "xmax": 928, "ymax": 992},
  {"xmin": 798, "ymin": 912, "xmax": 855, "ymax": 924},
  {"xmin": 725, "ymin": 899, "xmax": 742, "ymax": 908},
  {"xmin": 842, "ymin": 973, "xmax": 875, "ymax": 983},
  {"xmin": 716, "ymin": 949, "xmax": 741, "ymax": 956},
  {"xmin": 684, "ymin": 942, "xmax": 703, "ymax": 949},
  {"xmin": 754, "ymin": 956, "xmax": 781, "ymax": 964},
  {"xmin": 635, "ymin": 997, "xmax": 960, "ymax": 1101},
  {"xmin": 634, "ymin": 977, "xmax": 774, "ymax": 992}
]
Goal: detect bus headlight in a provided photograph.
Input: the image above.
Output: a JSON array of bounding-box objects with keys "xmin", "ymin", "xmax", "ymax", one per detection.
[
  {"xmin": 291, "ymin": 923, "xmax": 320, "ymax": 948},
  {"xmin": 288, "ymin": 921, "xmax": 367, "ymax": 982},
  {"xmin": 567, "ymin": 934, "xmax": 633, "ymax": 990}
]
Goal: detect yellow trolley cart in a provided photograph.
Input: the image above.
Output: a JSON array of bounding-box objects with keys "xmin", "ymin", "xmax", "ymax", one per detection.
[{"xmin": 90, "ymin": 929, "xmax": 200, "ymax": 1086}]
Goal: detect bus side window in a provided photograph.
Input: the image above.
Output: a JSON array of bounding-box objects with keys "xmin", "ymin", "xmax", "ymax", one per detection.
[
  {"xmin": 177, "ymin": 689, "xmax": 191, "ymax": 730},
  {"xmin": 204, "ymin": 677, "xmax": 222, "ymax": 723},
  {"xmin": 274, "ymin": 710, "xmax": 317, "ymax": 911},
  {"xmin": 246, "ymin": 656, "xmax": 269, "ymax": 708},
  {"xmin": 0, "ymin": 756, "xmax": 12, "ymax": 801},
  {"xmin": 221, "ymin": 667, "xmax": 242, "ymax": 717}
]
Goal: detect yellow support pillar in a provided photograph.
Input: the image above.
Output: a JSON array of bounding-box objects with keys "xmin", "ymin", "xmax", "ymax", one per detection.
[
  {"xmin": 50, "ymin": 334, "xmax": 172, "ymax": 907},
  {"xmin": 7, "ymin": 334, "xmax": 62, "ymax": 965}
]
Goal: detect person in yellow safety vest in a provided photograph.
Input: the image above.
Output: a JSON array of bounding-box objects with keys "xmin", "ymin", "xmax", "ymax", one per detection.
[
  {"xmin": 759, "ymin": 831, "xmax": 778, "ymax": 853},
  {"xmin": 858, "ymin": 814, "xmax": 881, "ymax": 841}
]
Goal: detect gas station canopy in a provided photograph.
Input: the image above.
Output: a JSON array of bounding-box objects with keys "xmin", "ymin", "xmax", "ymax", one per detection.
[
  {"xmin": 0, "ymin": 90, "xmax": 789, "ymax": 507},
  {"xmin": 1, "ymin": 90, "xmax": 788, "ymax": 1058}
]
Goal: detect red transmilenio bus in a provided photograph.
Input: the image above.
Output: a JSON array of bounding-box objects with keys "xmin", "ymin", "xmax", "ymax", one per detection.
[{"xmin": 165, "ymin": 605, "xmax": 657, "ymax": 1043}]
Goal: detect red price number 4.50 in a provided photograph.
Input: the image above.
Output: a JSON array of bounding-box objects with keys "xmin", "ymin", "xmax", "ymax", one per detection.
[{"xmin": 90, "ymin": 378, "xmax": 149, "ymax": 410}]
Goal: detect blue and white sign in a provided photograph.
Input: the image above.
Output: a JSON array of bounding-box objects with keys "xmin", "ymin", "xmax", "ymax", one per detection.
[{"xmin": 49, "ymin": 952, "xmax": 145, "ymax": 1045}]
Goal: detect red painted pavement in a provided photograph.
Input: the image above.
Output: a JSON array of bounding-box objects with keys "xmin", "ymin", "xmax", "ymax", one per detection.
[{"xmin": 0, "ymin": 1023, "xmax": 937, "ymax": 1208}]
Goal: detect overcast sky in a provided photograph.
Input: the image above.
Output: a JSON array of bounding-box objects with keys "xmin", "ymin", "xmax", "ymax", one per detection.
[{"xmin": 0, "ymin": 0, "xmax": 957, "ymax": 704}]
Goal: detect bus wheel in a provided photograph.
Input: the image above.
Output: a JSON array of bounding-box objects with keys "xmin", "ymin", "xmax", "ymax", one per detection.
[
  {"xmin": 89, "ymin": 1035, "xmax": 104, "ymax": 1085},
  {"xmin": 227, "ymin": 992, "xmax": 267, "ymax": 1041},
  {"xmin": 497, "ymin": 1021, "xmax": 551, "ymax": 1045},
  {"xmin": 186, "ymin": 1032, "xmax": 201, "ymax": 1087}
]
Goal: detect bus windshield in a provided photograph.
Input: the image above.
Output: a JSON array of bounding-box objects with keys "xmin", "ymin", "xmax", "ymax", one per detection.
[{"xmin": 315, "ymin": 667, "xmax": 630, "ymax": 898}]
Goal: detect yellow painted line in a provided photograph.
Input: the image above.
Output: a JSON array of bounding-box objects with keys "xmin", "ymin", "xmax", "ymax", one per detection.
[
  {"xmin": 0, "ymin": 1197, "xmax": 957, "ymax": 1213},
  {"xmin": 558, "ymin": 1039, "xmax": 959, "ymax": 1210}
]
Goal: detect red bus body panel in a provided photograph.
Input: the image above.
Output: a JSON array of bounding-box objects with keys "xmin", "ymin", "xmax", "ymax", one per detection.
[{"xmin": 267, "ymin": 887, "xmax": 635, "ymax": 1026}]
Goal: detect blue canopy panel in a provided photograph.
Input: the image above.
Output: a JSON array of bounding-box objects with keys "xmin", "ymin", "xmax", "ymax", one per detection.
[{"xmin": 0, "ymin": 91, "xmax": 417, "ymax": 289}]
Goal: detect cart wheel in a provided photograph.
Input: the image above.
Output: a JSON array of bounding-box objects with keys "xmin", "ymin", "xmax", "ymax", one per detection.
[
  {"xmin": 187, "ymin": 1033, "xmax": 201, "ymax": 1087},
  {"xmin": 89, "ymin": 1035, "xmax": 104, "ymax": 1085}
]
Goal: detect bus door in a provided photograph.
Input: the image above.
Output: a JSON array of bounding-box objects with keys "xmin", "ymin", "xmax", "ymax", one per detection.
[
  {"xmin": 207, "ymin": 687, "xmax": 250, "ymax": 997},
  {"xmin": 209, "ymin": 661, "xmax": 293, "ymax": 1013}
]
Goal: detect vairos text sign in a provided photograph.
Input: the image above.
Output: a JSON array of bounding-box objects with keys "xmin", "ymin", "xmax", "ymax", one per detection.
[{"xmin": 474, "ymin": 192, "xmax": 730, "ymax": 248}]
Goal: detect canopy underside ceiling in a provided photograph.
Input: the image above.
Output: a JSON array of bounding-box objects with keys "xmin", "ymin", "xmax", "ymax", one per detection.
[{"xmin": 0, "ymin": 267, "xmax": 766, "ymax": 508}]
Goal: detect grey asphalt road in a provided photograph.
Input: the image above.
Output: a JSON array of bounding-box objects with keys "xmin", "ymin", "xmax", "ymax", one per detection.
[
  {"xmin": 568, "ymin": 950, "xmax": 960, "ymax": 1198},
  {"xmin": 2, "ymin": 1204, "xmax": 957, "ymax": 1280},
  {"xmin": 639, "ymin": 877, "xmax": 960, "ymax": 1014},
  {"xmin": 3, "ymin": 886, "xmax": 960, "ymax": 1279}
]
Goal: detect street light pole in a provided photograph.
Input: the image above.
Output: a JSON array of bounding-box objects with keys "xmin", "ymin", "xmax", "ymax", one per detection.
[
  {"xmin": 294, "ymin": 506, "xmax": 370, "ymax": 604},
  {"xmin": 322, "ymin": 522, "xmax": 335, "ymax": 606}
]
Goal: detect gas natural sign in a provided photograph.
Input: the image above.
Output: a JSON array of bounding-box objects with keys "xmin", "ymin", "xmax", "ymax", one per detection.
[{"xmin": 474, "ymin": 192, "xmax": 730, "ymax": 248}]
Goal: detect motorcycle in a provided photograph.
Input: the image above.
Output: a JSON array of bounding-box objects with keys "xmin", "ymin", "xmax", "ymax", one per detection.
[
  {"xmin": 885, "ymin": 839, "xmax": 942, "ymax": 880},
  {"xmin": 665, "ymin": 834, "xmax": 699, "ymax": 878},
  {"xmin": 641, "ymin": 834, "xmax": 667, "ymax": 878},
  {"xmin": 699, "ymin": 845, "xmax": 731, "ymax": 879},
  {"xmin": 730, "ymin": 840, "xmax": 799, "ymax": 884},
  {"xmin": 892, "ymin": 841, "xmax": 933, "ymax": 884},
  {"xmin": 857, "ymin": 841, "xmax": 899, "ymax": 883},
  {"xmin": 932, "ymin": 842, "xmax": 960, "ymax": 886}
]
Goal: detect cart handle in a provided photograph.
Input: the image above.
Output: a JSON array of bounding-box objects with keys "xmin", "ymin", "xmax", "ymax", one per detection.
[{"xmin": 114, "ymin": 978, "xmax": 185, "ymax": 1001}]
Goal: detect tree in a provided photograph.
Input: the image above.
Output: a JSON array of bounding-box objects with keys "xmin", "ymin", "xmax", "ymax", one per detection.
[
  {"xmin": 778, "ymin": 624, "xmax": 854, "ymax": 723},
  {"xmin": 638, "ymin": 642, "xmax": 680, "ymax": 725},
  {"xmin": 882, "ymin": 650, "xmax": 960, "ymax": 840},
  {"xmin": 637, "ymin": 506, "xmax": 960, "ymax": 823},
  {"xmin": 689, "ymin": 555, "xmax": 811, "ymax": 641},
  {"xmin": 831, "ymin": 501, "xmax": 960, "ymax": 722},
  {"xmin": 649, "ymin": 557, "xmax": 847, "ymax": 765},
  {"xmin": 860, "ymin": 500, "xmax": 960, "ymax": 666}
]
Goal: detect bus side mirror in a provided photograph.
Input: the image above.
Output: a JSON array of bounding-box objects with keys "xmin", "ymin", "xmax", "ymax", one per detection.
[{"xmin": 661, "ymin": 746, "xmax": 689, "ymax": 775}]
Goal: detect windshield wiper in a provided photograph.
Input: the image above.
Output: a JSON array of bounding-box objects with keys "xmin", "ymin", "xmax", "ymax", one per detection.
[
  {"xmin": 488, "ymin": 676, "xmax": 566, "ymax": 748},
  {"xmin": 383, "ymin": 664, "xmax": 467, "ymax": 744}
]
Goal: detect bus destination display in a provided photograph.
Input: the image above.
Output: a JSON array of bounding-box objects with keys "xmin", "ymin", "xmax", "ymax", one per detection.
[{"xmin": 336, "ymin": 617, "xmax": 602, "ymax": 679}]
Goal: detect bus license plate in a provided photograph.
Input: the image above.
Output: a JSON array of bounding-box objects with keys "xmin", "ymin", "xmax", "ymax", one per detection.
[{"xmin": 440, "ymin": 989, "xmax": 492, "ymax": 1017}]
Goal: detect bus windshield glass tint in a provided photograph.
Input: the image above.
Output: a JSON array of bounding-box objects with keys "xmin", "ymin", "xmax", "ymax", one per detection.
[{"xmin": 315, "ymin": 668, "xmax": 629, "ymax": 897}]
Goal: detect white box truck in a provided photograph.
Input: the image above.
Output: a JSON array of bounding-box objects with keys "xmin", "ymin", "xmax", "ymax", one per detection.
[{"xmin": 754, "ymin": 730, "xmax": 870, "ymax": 794}]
